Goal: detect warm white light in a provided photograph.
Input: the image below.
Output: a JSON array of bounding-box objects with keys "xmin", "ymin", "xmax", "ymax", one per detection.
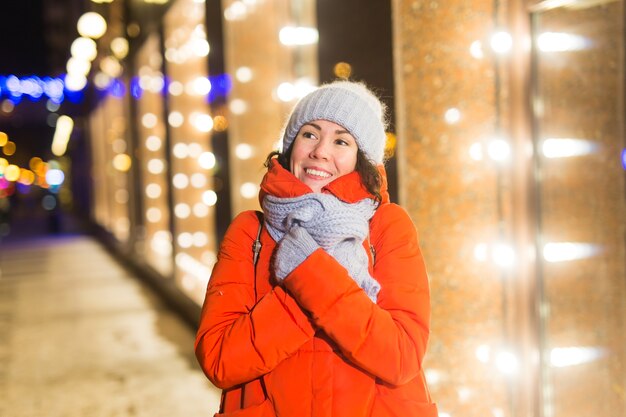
[
  {"xmin": 168, "ymin": 111, "xmax": 184, "ymax": 128},
  {"xmin": 550, "ymin": 346, "xmax": 604, "ymax": 367},
  {"xmin": 77, "ymin": 12, "xmax": 107, "ymax": 39},
  {"xmin": 240, "ymin": 182, "xmax": 258, "ymax": 199},
  {"xmin": 148, "ymin": 76, "xmax": 164, "ymax": 93},
  {"xmin": 64, "ymin": 74, "xmax": 88, "ymax": 91},
  {"xmin": 424, "ymin": 369, "xmax": 443, "ymax": 385},
  {"xmin": 193, "ymin": 202, "xmax": 209, "ymax": 217},
  {"xmin": 492, "ymin": 243, "xmax": 515, "ymax": 268},
  {"xmin": 146, "ymin": 207, "xmax": 162, "ymax": 223},
  {"xmin": 193, "ymin": 232, "xmax": 208, "ymax": 247},
  {"xmin": 142, "ymin": 113, "xmax": 158, "ymax": 129},
  {"xmin": 178, "ymin": 232, "xmax": 194, "ymax": 249},
  {"xmin": 112, "ymin": 139, "xmax": 126, "ymax": 153},
  {"xmin": 168, "ymin": 81, "xmax": 184, "ymax": 96},
  {"xmin": 473, "ymin": 243, "xmax": 489, "ymax": 262},
  {"xmin": 147, "ymin": 158, "xmax": 164, "ymax": 174},
  {"xmin": 190, "ymin": 112, "xmax": 214, "ymax": 132},
  {"xmin": 172, "ymin": 143, "xmax": 188, "ymax": 159},
  {"xmin": 175, "ymin": 203, "xmax": 191, "ymax": 219},
  {"xmin": 151, "ymin": 231, "xmax": 172, "ymax": 255},
  {"xmin": 66, "ymin": 57, "xmax": 91, "ymax": 76},
  {"xmin": 173, "ymin": 173, "xmax": 189, "ymax": 189},
  {"xmin": 187, "ymin": 76, "xmax": 212, "ymax": 96},
  {"xmin": 145, "ymin": 135, "xmax": 162, "ymax": 151},
  {"xmin": 543, "ymin": 242, "xmax": 601, "ymax": 262},
  {"xmin": 224, "ymin": 1, "xmax": 247, "ymax": 21},
  {"xmin": 190, "ymin": 173, "xmax": 207, "ymax": 188},
  {"xmin": 490, "ymin": 31, "xmax": 513, "ymax": 54},
  {"xmin": 444, "ymin": 108, "xmax": 461, "ymax": 124},
  {"xmin": 537, "ymin": 32, "xmax": 590, "ymax": 52},
  {"xmin": 100, "ymin": 56, "xmax": 122, "ymax": 78},
  {"xmin": 458, "ymin": 387, "xmax": 472, "ymax": 403},
  {"xmin": 469, "ymin": 143, "xmax": 483, "ymax": 161},
  {"xmin": 279, "ymin": 26, "xmax": 319, "ymax": 46},
  {"xmin": 71, "ymin": 37, "xmax": 98, "ymax": 61},
  {"xmin": 495, "ymin": 350, "xmax": 518, "ymax": 374},
  {"xmin": 470, "ymin": 40, "xmax": 484, "ymax": 59},
  {"xmin": 94, "ymin": 72, "xmax": 112, "ymax": 89},
  {"xmin": 229, "ymin": 98, "xmax": 247, "ymax": 115},
  {"xmin": 277, "ymin": 80, "xmax": 316, "ymax": 102},
  {"xmin": 198, "ymin": 152, "xmax": 216, "ymax": 169},
  {"xmin": 190, "ymin": 38, "xmax": 210, "ymax": 57},
  {"xmin": 235, "ymin": 66, "xmax": 253, "ymax": 83},
  {"xmin": 187, "ymin": 143, "xmax": 202, "ymax": 158},
  {"xmin": 235, "ymin": 143, "xmax": 253, "ymax": 160},
  {"xmin": 277, "ymin": 82, "xmax": 296, "ymax": 102},
  {"xmin": 110, "ymin": 37, "xmax": 129, "ymax": 59},
  {"xmin": 145, "ymin": 183, "xmax": 162, "ymax": 199},
  {"xmin": 51, "ymin": 115, "xmax": 74, "ymax": 156},
  {"xmin": 475, "ymin": 344, "xmax": 491, "ymax": 363},
  {"xmin": 202, "ymin": 190, "xmax": 218, "ymax": 206},
  {"xmin": 112, "ymin": 154, "xmax": 132, "ymax": 172},
  {"xmin": 541, "ymin": 138, "xmax": 598, "ymax": 158},
  {"xmin": 487, "ymin": 138, "xmax": 511, "ymax": 161},
  {"xmin": 175, "ymin": 253, "xmax": 212, "ymax": 283}
]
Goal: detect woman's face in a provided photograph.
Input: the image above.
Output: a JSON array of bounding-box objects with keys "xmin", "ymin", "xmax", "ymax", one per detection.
[{"xmin": 290, "ymin": 119, "xmax": 358, "ymax": 193}]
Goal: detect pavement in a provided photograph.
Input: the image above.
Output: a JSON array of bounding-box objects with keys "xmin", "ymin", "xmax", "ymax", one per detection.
[{"xmin": 0, "ymin": 205, "xmax": 221, "ymax": 416}]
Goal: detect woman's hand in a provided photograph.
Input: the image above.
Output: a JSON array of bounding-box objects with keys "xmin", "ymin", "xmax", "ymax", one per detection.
[{"xmin": 275, "ymin": 226, "xmax": 319, "ymax": 280}]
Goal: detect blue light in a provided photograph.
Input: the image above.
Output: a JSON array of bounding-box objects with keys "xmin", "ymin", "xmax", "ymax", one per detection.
[
  {"xmin": 64, "ymin": 89, "xmax": 84, "ymax": 104},
  {"xmin": 208, "ymin": 74, "xmax": 232, "ymax": 102},
  {"xmin": 622, "ymin": 149, "xmax": 626, "ymax": 170},
  {"xmin": 130, "ymin": 76, "xmax": 143, "ymax": 99},
  {"xmin": 109, "ymin": 78, "xmax": 126, "ymax": 98},
  {"xmin": 44, "ymin": 77, "xmax": 65, "ymax": 101},
  {"xmin": 6, "ymin": 75, "xmax": 20, "ymax": 93},
  {"xmin": 0, "ymin": 75, "xmax": 66, "ymax": 104}
]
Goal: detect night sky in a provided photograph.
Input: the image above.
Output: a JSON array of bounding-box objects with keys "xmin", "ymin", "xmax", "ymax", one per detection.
[{"xmin": 0, "ymin": 0, "xmax": 49, "ymax": 76}]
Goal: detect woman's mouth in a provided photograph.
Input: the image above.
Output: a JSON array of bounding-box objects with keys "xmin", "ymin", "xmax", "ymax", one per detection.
[{"xmin": 305, "ymin": 168, "xmax": 331, "ymax": 179}]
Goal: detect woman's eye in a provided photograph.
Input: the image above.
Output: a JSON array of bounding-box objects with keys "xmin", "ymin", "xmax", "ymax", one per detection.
[
  {"xmin": 335, "ymin": 138, "xmax": 349, "ymax": 146},
  {"xmin": 302, "ymin": 132, "xmax": 316, "ymax": 139}
]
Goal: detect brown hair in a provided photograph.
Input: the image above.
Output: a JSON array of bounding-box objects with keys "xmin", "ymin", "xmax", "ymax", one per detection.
[{"xmin": 264, "ymin": 145, "xmax": 383, "ymax": 205}]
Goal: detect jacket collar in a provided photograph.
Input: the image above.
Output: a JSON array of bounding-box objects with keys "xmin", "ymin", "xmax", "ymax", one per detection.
[{"xmin": 259, "ymin": 159, "xmax": 390, "ymax": 205}]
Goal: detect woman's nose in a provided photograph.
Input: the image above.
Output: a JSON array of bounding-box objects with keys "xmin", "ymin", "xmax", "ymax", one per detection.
[{"xmin": 310, "ymin": 139, "xmax": 330, "ymax": 159}]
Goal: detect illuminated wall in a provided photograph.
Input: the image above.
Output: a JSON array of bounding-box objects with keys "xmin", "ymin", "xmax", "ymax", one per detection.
[
  {"xmin": 531, "ymin": 3, "xmax": 626, "ymax": 416},
  {"xmin": 222, "ymin": 0, "xmax": 318, "ymax": 214},
  {"xmin": 163, "ymin": 0, "xmax": 217, "ymax": 305},
  {"xmin": 393, "ymin": 0, "xmax": 626, "ymax": 416},
  {"xmin": 134, "ymin": 33, "xmax": 173, "ymax": 277},
  {"xmin": 89, "ymin": 94, "xmax": 132, "ymax": 243}
]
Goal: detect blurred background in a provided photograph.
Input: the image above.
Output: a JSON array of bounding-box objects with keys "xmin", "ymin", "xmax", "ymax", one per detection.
[{"xmin": 0, "ymin": 0, "xmax": 624, "ymax": 416}]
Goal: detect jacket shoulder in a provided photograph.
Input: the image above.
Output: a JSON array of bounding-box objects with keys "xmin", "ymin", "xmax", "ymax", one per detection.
[
  {"xmin": 371, "ymin": 202, "xmax": 417, "ymax": 233},
  {"xmin": 218, "ymin": 210, "xmax": 263, "ymax": 259}
]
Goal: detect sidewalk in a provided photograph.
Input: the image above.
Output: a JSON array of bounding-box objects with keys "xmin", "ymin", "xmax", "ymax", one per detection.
[{"xmin": 0, "ymin": 234, "xmax": 221, "ymax": 417}]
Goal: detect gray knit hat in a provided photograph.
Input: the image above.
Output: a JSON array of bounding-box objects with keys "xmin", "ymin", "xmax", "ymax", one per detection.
[{"xmin": 281, "ymin": 81, "xmax": 388, "ymax": 164}]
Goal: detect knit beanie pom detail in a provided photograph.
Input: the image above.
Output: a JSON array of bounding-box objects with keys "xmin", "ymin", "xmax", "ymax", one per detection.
[{"xmin": 281, "ymin": 81, "xmax": 388, "ymax": 165}]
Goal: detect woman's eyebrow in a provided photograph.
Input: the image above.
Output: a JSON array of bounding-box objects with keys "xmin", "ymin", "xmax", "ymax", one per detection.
[
  {"xmin": 303, "ymin": 122, "xmax": 350, "ymax": 136},
  {"xmin": 303, "ymin": 122, "xmax": 321, "ymax": 130}
]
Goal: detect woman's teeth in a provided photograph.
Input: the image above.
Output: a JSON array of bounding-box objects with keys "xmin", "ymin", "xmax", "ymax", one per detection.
[{"xmin": 305, "ymin": 168, "xmax": 331, "ymax": 178}]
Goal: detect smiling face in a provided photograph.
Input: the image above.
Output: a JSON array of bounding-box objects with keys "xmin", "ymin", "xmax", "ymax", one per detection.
[{"xmin": 289, "ymin": 119, "xmax": 359, "ymax": 193}]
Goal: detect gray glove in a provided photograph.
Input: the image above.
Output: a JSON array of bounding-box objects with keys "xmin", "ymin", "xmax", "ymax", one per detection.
[{"xmin": 274, "ymin": 225, "xmax": 319, "ymax": 280}]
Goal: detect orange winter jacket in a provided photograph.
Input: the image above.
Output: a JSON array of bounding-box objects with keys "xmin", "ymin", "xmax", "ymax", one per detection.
[{"xmin": 195, "ymin": 160, "xmax": 437, "ymax": 417}]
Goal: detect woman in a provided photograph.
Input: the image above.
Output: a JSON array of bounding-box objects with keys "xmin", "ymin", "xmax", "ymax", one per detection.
[{"xmin": 195, "ymin": 81, "xmax": 437, "ymax": 417}]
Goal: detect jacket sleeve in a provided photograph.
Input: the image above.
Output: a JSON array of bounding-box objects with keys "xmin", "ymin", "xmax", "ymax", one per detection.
[
  {"xmin": 281, "ymin": 203, "xmax": 431, "ymax": 386},
  {"xmin": 194, "ymin": 211, "xmax": 315, "ymax": 389}
]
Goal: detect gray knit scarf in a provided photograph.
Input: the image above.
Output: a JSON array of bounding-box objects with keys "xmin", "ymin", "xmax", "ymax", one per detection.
[{"xmin": 262, "ymin": 193, "xmax": 380, "ymax": 302}]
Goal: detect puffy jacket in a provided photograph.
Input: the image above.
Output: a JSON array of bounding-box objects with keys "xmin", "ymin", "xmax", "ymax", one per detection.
[{"xmin": 195, "ymin": 159, "xmax": 437, "ymax": 417}]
